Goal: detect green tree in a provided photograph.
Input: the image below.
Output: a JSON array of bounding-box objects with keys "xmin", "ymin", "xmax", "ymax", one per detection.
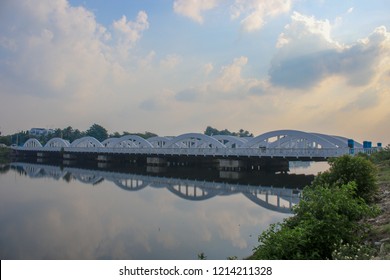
[
  {"xmin": 252, "ymin": 182, "xmax": 378, "ymax": 260},
  {"xmin": 204, "ymin": 126, "xmax": 253, "ymax": 137},
  {"xmin": 313, "ymin": 155, "xmax": 378, "ymax": 203},
  {"xmin": 85, "ymin": 124, "xmax": 108, "ymax": 142}
]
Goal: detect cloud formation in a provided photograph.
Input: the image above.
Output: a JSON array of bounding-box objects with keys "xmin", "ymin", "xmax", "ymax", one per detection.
[
  {"xmin": 231, "ymin": 0, "xmax": 292, "ymax": 32},
  {"xmin": 173, "ymin": 0, "xmax": 219, "ymax": 23},
  {"xmin": 173, "ymin": 0, "xmax": 291, "ymax": 31},
  {"xmin": 269, "ymin": 12, "xmax": 390, "ymax": 89},
  {"xmin": 112, "ymin": 11, "xmax": 149, "ymax": 58}
]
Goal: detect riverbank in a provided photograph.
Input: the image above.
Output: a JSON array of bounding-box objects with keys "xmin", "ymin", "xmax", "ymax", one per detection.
[
  {"xmin": 365, "ymin": 160, "xmax": 390, "ymax": 259},
  {"xmin": 0, "ymin": 147, "xmax": 11, "ymax": 164},
  {"xmin": 249, "ymin": 153, "xmax": 390, "ymax": 260}
]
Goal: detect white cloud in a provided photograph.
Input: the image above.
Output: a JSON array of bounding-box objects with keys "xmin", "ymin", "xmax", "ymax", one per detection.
[
  {"xmin": 173, "ymin": 56, "xmax": 267, "ymax": 103},
  {"xmin": 173, "ymin": 0, "xmax": 219, "ymax": 23},
  {"xmin": 203, "ymin": 63, "xmax": 214, "ymax": 75},
  {"xmin": 0, "ymin": 0, "xmax": 152, "ymax": 132},
  {"xmin": 160, "ymin": 54, "xmax": 182, "ymax": 69},
  {"xmin": 213, "ymin": 56, "xmax": 248, "ymax": 92},
  {"xmin": 270, "ymin": 12, "xmax": 390, "ymax": 89},
  {"xmin": 112, "ymin": 11, "xmax": 149, "ymax": 57},
  {"xmin": 231, "ymin": 0, "xmax": 292, "ymax": 32},
  {"xmin": 276, "ymin": 12, "xmax": 335, "ymax": 52}
]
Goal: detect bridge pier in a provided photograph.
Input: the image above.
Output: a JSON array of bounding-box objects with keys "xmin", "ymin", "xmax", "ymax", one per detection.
[
  {"xmin": 219, "ymin": 170, "xmax": 243, "ymax": 180},
  {"xmin": 217, "ymin": 157, "xmax": 289, "ymax": 172},
  {"xmin": 98, "ymin": 155, "xmax": 112, "ymax": 162},
  {"xmin": 63, "ymin": 153, "xmax": 77, "ymax": 160},
  {"xmin": 147, "ymin": 157, "xmax": 167, "ymax": 166},
  {"xmin": 218, "ymin": 159, "xmax": 245, "ymax": 171}
]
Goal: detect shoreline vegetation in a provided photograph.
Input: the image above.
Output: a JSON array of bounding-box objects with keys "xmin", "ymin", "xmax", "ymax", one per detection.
[
  {"xmin": 0, "ymin": 147, "xmax": 11, "ymax": 164},
  {"xmin": 249, "ymin": 148, "xmax": 390, "ymax": 260}
]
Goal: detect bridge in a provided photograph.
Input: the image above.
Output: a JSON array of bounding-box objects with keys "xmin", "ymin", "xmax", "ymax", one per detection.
[
  {"xmin": 10, "ymin": 162, "xmax": 301, "ymax": 214},
  {"xmin": 12, "ymin": 129, "xmax": 378, "ymax": 161}
]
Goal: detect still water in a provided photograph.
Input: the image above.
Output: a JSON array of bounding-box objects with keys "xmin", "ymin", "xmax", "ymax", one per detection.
[{"xmin": 0, "ymin": 160, "xmax": 328, "ymax": 260}]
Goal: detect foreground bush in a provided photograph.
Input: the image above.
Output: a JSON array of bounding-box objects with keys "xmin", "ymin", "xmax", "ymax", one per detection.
[
  {"xmin": 252, "ymin": 182, "xmax": 378, "ymax": 259},
  {"xmin": 251, "ymin": 155, "xmax": 381, "ymax": 260},
  {"xmin": 370, "ymin": 145, "xmax": 390, "ymax": 165},
  {"xmin": 312, "ymin": 155, "xmax": 378, "ymax": 203}
]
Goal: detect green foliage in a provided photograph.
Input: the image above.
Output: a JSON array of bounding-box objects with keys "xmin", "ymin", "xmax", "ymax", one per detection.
[
  {"xmin": 313, "ymin": 155, "xmax": 378, "ymax": 203},
  {"xmin": 370, "ymin": 145, "xmax": 390, "ymax": 165},
  {"xmin": 0, "ymin": 135, "xmax": 11, "ymax": 146},
  {"xmin": 204, "ymin": 126, "xmax": 253, "ymax": 137},
  {"xmin": 332, "ymin": 242, "xmax": 376, "ymax": 260},
  {"xmin": 120, "ymin": 131, "xmax": 158, "ymax": 139},
  {"xmin": 252, "ymin": 182, "xmax": 378, "ymax": 260},
  {"xmin": 197, "ymin": 252, "xmax": 207, "ymax": 260},
  {"xmin": 85, "ymin": 123, "xmax": 108, "ymax": 142},
  {"xmin": 0, "ymin": 147, "xmax": 11, "ymax": 164}
]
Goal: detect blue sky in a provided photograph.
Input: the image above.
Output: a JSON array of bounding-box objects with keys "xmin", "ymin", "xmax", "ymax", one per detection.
[{"xmin": 1, "ymin": 0, "xmax": 390, "ymax": 143}]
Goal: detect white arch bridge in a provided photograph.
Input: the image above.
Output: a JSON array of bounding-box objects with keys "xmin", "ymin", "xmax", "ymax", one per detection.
[{"xmin": 14, "ymin": 129, "xmax": 378, "ymax": 160}]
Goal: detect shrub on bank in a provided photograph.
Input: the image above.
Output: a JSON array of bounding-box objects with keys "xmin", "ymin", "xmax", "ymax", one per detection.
[
  {"xmin": 251, "ymin": 155, "xmax": 380, "ymax": 260},
  {"xmin": 252, "ymin": 182, "xmax": 378, "ymax": 259},
  {"xmin": 370, "ymin": 145, "xmax": 390, "ymax": 165},
  {"xmin": 312, "ymin": 155, "xmax": 378, "ymax": 203}
]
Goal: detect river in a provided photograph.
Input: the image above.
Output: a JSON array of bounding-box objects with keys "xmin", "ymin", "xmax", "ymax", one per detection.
[{"xmin": 0, "ymin": 160, "xmax": 328, "ymax": 259}]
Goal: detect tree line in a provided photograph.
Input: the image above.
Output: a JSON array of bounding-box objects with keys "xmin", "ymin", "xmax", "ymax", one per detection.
[{"xmin": 0, "ymin": 125, "xmax": 253, "ymax": 146}]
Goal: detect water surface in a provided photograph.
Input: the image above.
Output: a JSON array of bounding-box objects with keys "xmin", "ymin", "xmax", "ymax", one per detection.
[{"xmin": 0, "ymin": 161, "xmax": 327, "ymax": 259}]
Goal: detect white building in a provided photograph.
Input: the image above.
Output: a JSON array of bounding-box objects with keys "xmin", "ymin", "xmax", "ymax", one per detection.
[{"xmin": 29, "ymin": 128, "xmax": 55, "ymax": 137}]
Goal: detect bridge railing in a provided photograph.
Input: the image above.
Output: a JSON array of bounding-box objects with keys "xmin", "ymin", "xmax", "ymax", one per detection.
[{"xmin": 13, "ymin": 145, "xmax": 380, "ymax": 158}]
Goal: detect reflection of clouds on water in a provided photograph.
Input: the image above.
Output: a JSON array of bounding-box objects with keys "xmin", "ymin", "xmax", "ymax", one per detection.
[
  {"xmin": 0, "ymin": 167, "xmax": 291, "ymax": 259},
  {"xmin": 289, "ymin": 161, "xmax": 330, "ymax": 175}
]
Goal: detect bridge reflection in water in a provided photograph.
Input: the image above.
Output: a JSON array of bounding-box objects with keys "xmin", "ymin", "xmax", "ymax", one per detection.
[{"xmin": 9, "ymin": 161, "xmax": 312, "ymax": 214}]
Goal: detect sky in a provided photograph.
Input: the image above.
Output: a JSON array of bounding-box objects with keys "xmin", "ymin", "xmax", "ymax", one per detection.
[{"xmin": 0, "ymin": 0, "xmax": 389, "ymax": 144}]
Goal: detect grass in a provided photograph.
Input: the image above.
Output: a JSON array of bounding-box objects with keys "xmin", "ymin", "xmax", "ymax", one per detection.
[{"xmin": 377, "ymin": 164, "xmax": 390, "ymax": 184}]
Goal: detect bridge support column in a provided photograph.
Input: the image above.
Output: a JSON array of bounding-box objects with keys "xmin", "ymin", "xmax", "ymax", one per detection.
[
  {"xmin": 147, "ymin": 166, "xmax": 167, "ymax": 173},
  {"xmin": 218, "ymin": 159, "xmax": 245, "ymax": 171},
  {"xmin": 147, "ymin": 157, "xmax": 167, "ymax": 166},
  {"xmin": 63, "ymin": 153, "xmax": 77, "ymax": 160},
  {"xmin": 219, "ymin": 171, "xmax": 242, "ymax": 179},
  {"xmin": 98, "ymin": 155, "xmax": 112, "ymax": 162}
]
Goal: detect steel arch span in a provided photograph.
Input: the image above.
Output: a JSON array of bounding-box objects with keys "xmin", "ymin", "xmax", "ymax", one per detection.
[
  {"xmin": 70, "ymin": 136, "xmax": 104, "ymax": 148},
  {"xmin": 244, "ymin": 129, "xmax": 341, "ymax": 149},
  {"xmin": 164, "ymin": 133, "xmax": 226, "ymax": 148},
  {"xmin": 101, "ymin": 138, "xmax": 119, "ymax": 147},
  {"xmin": 147, "ymin": 136, "xmax": 172, "ymax": 148},
  {"xmin": 107, "ymin": 135, "xmax": 154, "ymax": 148},
  {"xmin": 23, "ymin": 138, "xmax": 43, "ymax": 148},
  {"xmin": 45, "ymin": 138, "xmax": 70, "ymax": 148},
  {"xmin": 213, "ymin": 135, "xmax": 248, "ymax": 148}
]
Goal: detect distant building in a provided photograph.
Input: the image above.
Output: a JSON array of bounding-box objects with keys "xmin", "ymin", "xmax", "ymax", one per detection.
[{"xmin": 29, "ymin": 128, "xmax": 55, "ymax": 137}]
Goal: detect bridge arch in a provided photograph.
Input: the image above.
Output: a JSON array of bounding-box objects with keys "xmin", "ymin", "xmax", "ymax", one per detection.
[
  {"xmin": 101, "ymin": 138, "xmax": 119, "ymax": 147},
  {"xmin": 213, "ymin": 135, "xmax": 248, "ymax": 148},
  {"xmin": 70, "ymin": 136, "xmax": 104, "ymax": 148},
  {"xmin": 73, "ymin": 173, "xmax": 104, "ymax": 185},
  {"xmin": 23, "ymin": 138, "xmax": 43, "ymax": 148},
  {"xmin": 244, "ymin": 130, "xmax": 338, "ymax": 149},
  {"xmin": 44, "ymin": 138, "xmax": 70, "ymax": 148},
  {"xmin": 164, "ymin": 133, "xmax": 226, "ymax": 148},
  {"xmin": 147, "ymin": 136, "xmax": 172, "ymax": 148},
  {"xmin": 243, "ymin": 193, "xmax": 294, "ymax": 214},
  {"xmin": 112, "ymin": 179, "xmax": 149, "ymax": 191},
  {"xmin": 167, "ymin": 185, "xmax": 219, "ymax": 201},
  {"xmin": 108, "ymin": 135, "xmax": 153, "ymax": 148}
]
